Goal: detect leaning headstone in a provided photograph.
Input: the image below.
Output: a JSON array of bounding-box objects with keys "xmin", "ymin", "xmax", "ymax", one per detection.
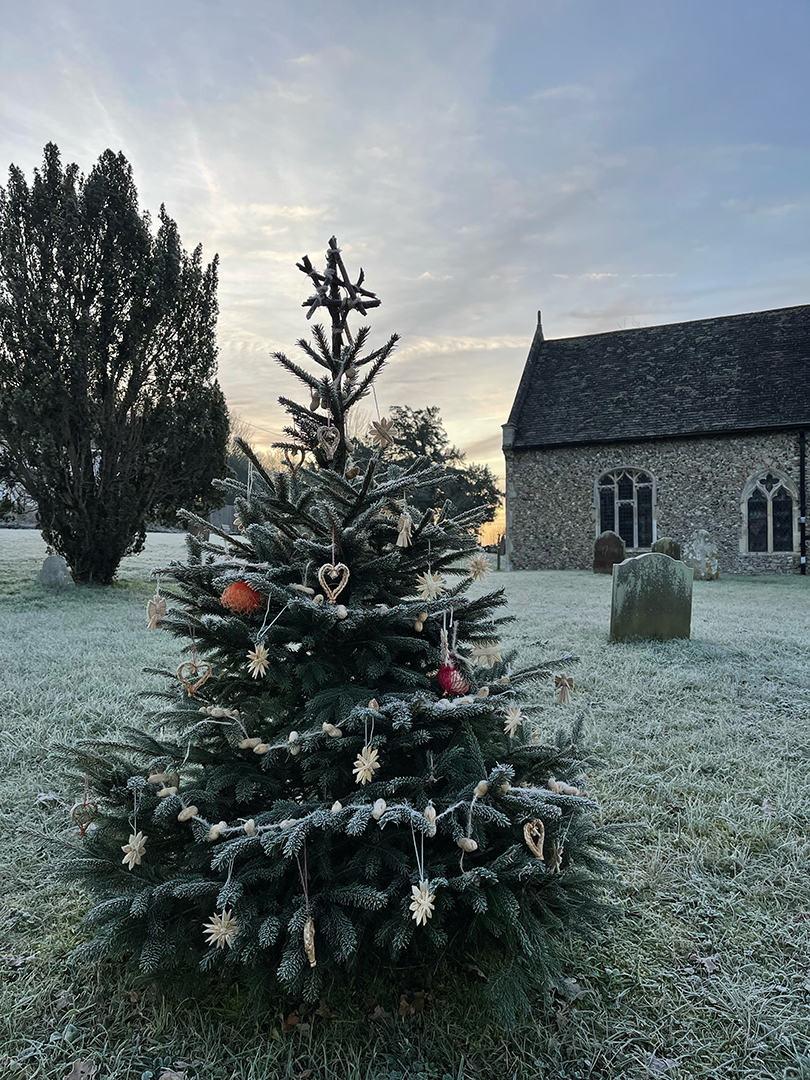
[
  {"xmin": 594, "ymin": 530, "xmax": 626, "ymax": 574},
  {"xmin": 682, "ymin": 529, "xmax": 719, "ymax": 581},
  {"xmin": 609, "ymin": 552, "xmax": 693, "ymax": 642},
  {"xmin": 36, "ymin": 554, "xmax": 73, "ymax": 587},
  {"xmin": 651, "ymin": 536, "xmax": 682, "ymax": 560}
]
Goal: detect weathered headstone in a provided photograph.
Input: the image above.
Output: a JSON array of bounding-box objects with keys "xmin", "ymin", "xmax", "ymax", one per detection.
[
  {"xmin": 651, "ymin": 536, "xmax": 682, "ymax": 560},
  {"xmin": 682, "ymin": 529, "xmax": 719, "ymax": 581},
  {"xmin": 36, "ymin": 554, "xmax": 73, "ymax": 587},
  {"xmin": 594, "ymin": 530, "xmax": 626, "ymax": 574},
  {"xmin": 609, "ymin": 553, "xmax": 693, "ymax": 642}
]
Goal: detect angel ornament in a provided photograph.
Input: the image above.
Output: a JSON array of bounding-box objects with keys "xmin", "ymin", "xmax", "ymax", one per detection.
[
  {"xmin": 554, "ymin": 674, "xmax": 574, "ymax": 705},
  {"xmin": 147, "ymin": 580, "xmax": 167, "ymax": 629},
  {"xmin": 396, "ymin": 511, "xmax": 413, "ymax": 548}
]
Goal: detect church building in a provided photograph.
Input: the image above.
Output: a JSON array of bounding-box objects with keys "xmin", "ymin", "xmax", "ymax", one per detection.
[{"xmin": 503, "ymin": 304, "xmax": 809, "ymax": 574}]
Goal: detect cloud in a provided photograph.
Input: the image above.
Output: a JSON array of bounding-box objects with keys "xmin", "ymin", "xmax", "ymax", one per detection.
[
  {"xmin": 397, "ymin": 335, "xmax": 532, "ymax": 360},
  {"xmin": 722, "ymin": 198, "xmax": 799, "ymax": 218},
  {"xmin": 530, "ymin": 83, "xmax": 596, "ymax": 102},
  {"xmin": 553, "ymin": 272, "xmax": 617, "ymax": 280}
]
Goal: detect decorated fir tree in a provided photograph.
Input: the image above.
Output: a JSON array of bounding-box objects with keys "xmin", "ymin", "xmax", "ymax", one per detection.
[{"xmin": 64, "ymin": 238, "xmax": 611, "ymax": 1019}]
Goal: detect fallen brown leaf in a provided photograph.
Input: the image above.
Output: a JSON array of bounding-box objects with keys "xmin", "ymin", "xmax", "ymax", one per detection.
[
  {"xmin": 398, "ymin": 990, "xmax": 428, "ymax": 1017},
  {"xmin": 281, "ymin": 1011, "xmax": 300, "ymax": 1033},
  {"xmin": 368, "ymin": 1004, "xmax": 393, "ymax": 1025}
]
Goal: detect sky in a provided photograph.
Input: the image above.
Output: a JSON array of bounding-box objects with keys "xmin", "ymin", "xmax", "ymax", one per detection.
[{"xmin": 2, "ymin": 0, "xmax": 809, "ymax": 483}]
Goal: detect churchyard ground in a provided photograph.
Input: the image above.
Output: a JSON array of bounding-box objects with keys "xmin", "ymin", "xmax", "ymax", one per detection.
[{"xmin": 1, "ymin": 529, "xmax": 809, "ymax": 1080}]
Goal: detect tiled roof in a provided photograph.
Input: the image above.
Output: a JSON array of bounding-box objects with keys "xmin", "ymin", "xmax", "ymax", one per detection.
[{"xmin": 505, "ymin": 304, "xmax": 810, "ymax": 448}]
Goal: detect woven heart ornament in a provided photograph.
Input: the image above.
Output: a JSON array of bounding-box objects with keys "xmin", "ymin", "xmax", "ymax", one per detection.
[
  {"xmin": 523, "ymin": 819, "xmax": 546, "ymax": 860},
  {"xmin": 317, "ymin": 562, "xmax": 350, "ymax": 603},
  {"xmin": 316, "ymin": 426, "xmax": 341, "ymax": 460},
  {"xmin": 177, "ymin": 661, "xmax": 213, "ymax": 696},
  {"xmin": 71, "ymin": 800, "xmax": 99, "ymax": 836},
  {"xmin": 283, "ymin": 447, "xmax": 306, "ymax": 476}
]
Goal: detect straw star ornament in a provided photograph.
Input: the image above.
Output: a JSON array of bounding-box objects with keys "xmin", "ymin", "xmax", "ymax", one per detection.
[
  {"xmin": 121, "ymin": 831, "xmax": 147, "ymax": 870},
  {"xmin": 353, "ymin": 745, "xmax": 381, "ymax": 785},
  {"xmin": 246, "ymin": 642, "xmax": 270, "ymax": 678},
  {"xmin": 369, "ymin": 416, "xmax": 396, "ymax": 448},
  {"xmin": 503, "ymin": 705, "xmax": 523, "ymax": 737},
  {"xmin": 203, "ymin": 909, "xmax": 239, "ymax": 950},
  {"xmin": 471, "ymin": 641, "xmax": 503, "ymax": 667},
  {"xmin": 415, "ymin": 571, "xmax": 444, "ymax": 600},
  {"xmin": 468, "ymin": 552, "xmax": 491, "ymax": 581},
  {"xmin": 409, "ymin": 880, "xmax": 436, "ymax": 926}
]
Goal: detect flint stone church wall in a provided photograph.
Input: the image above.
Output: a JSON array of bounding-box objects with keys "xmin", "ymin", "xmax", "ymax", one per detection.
[{"xmin": 504, "ymin": 430, "xmax": 806, "ymax": 574}]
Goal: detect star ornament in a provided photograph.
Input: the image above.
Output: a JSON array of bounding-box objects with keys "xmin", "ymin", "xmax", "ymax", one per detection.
[
  {"xmin": 471, "ymin": 641, "xmax": 503, "ymax": 668},
  {"xmin": 203, "ymin": 908, "xmax": 239, "ymax": 950},
  {"xmin": 409, "ymin": 880, "xmax": 436, "ymax": 927},
  {"xmin": 503, "ymin": 705, "xmax": 523, "ymax": 737},
  {"xmin": 415, "ymin": 571, "xmax": 444, "ymax": 600},
  {"xmin": 468, "ymin": 552, "xmax": 491, "ymax": 581},
  {"xmin": 121, "ymin": 831, "xmax": 147, "ymax": 871},
  {"xmin": 353, "ymin": 745, "xmax": 381, "ymax": 785},
  {"xmin": 369, "ymin": 416, "xmax": 396, "ymax": 448},
  {"xmin": 246, "ymin": 642, "xmax": 270, "ymax": 679}
]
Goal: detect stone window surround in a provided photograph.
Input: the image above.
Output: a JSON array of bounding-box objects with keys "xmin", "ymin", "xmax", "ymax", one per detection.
[
  {"xmin": 593, "ymin": 465, "xmax": 659, "ymax": 552},
  {"xmin": 739, "ymin": 467, "xmax": 800, "ymax": 554}
]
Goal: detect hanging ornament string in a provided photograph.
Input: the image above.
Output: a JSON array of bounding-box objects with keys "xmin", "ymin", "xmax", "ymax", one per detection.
[
  {"xmin": 220, "ymin": 855, "xmax": 235, "ymax": 906},
  {"xmin": 129, "ymin": 784, "xmax": 141, "ymax": 836},
  {"xmin": 256, "ymin": 599, "xmax": 292, "ymax": 642},
  {"xmin": 295, "ymin": 844, "xmax": 310, "ymax": 918},
  {"xmin": 296, "ymin": 843, "xmax": 317, "ymax": 967},
  {"xmin": 410, "ymin": 820, "xmax": 426, "ymax": 882},
  {"xmin": 364, "ymin": 712, "xmax": 376, "ymax": 750}
]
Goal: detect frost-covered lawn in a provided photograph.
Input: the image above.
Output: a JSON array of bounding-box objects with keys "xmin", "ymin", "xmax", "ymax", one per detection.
[{"xmin": 1, "ymin": 528, "xmax": 809, "ymax": 1080}]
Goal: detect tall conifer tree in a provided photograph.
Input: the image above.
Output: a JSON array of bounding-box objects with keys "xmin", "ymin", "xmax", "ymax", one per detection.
[
  {"xmin": 0, "ymin": 143, "xmax": 228, "ymax": 583},
  {"xmin": 65, "ymin": 238, "xmax": 610, "ymax": 1020}
]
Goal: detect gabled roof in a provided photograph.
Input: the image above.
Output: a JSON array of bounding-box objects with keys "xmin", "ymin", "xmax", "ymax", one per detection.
[{"xmin": 504, "ymin": 304, "xmax": 810, "ymax": 449}]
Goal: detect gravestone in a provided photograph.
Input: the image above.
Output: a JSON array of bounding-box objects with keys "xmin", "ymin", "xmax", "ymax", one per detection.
[
  {"xmin": 36, "ymin": 554, "xmax": 72, "ymax": 587},
  {"xmin": 594, "ymin": 530, "xmax": 626, "ymax": 574},
  {"xmin": 682, "ymin": 529, "xmax": 719, "ymax": 580},
  {"xmin": 609, "ymin": 552, "xmax": 693, "ymax": 642},
  {"xmin": 651, "ymin": 536, "xmax": 682, "ymax": 560}
]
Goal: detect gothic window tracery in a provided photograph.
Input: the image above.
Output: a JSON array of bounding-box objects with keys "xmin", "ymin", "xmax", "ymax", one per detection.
[
  {"xmin": 744, "ymin": 472, "xmax": 796, "ymax": 553},
  {"xmin": 597, "ymin": 469, "xmax": 654, "ymax": 548}
]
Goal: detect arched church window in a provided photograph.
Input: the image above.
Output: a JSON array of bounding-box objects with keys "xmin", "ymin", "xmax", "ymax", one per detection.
[
  {"xmin": 597, "ymin": 469, "xmax": 654, "ymax": 548},
  {"xmin": 744, "ymin": 472, "xmax": 796, "ymax": 553}
]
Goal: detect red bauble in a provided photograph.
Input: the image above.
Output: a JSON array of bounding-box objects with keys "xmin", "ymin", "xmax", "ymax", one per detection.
[
  {"xmin": 220, "ymin": 581, "xmax": 263, "ymax": 616},
  {"xmin": 438, "ymin": 660, "xmax": 469, "ymax": 696}
]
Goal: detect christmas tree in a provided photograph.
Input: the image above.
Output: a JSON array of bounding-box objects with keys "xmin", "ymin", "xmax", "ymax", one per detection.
[{"xmin": 64, "ymin": 237, "xmax": 611, "ymax": 1020}]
